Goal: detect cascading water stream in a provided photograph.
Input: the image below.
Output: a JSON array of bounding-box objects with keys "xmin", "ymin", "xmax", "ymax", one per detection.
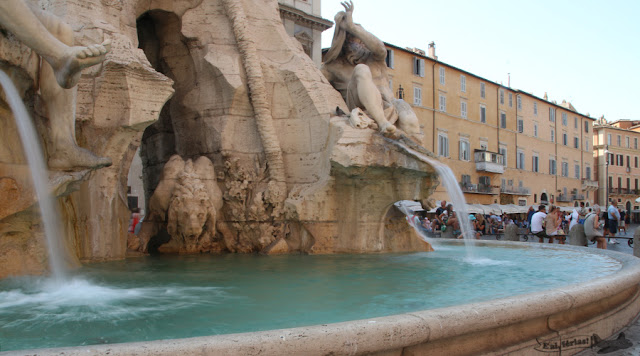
[
  {"xmin": 390, "ymin": 139, "xmax": 477, "ymax": 258},
  {"xmin": 0, "ymin": 70, "xmax": 67, "ymax": 282}
]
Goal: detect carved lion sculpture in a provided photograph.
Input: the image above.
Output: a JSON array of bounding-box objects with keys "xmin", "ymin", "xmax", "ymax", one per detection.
[{"xmin": 129, "ymin": 155, "xmax": 231, "ymax": 254}]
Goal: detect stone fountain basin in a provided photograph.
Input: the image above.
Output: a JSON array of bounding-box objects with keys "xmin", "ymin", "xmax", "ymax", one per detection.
[{"xmin": 8, "ymin": 240, "xmax": 640, "ymax": 356}]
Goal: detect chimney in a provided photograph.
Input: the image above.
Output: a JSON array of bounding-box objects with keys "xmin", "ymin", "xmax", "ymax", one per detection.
[{"xmin": 428, "ymin": 41, "xmax": 437, "ymax": 60}]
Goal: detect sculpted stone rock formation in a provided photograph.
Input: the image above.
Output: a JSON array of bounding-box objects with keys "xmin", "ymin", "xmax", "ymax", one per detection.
[
  {"xmin": 0, "ymin": 0, "xmax": 437, "ymax": 277},
  {"xmin": 131, "ymin": 155, "xmax": 230, "ymax": 254},
  {"xmin": 0, "ymin": 0, "xmax": 174, "ymax": 277},
  {"xmin": 321, "ymin": 1, "xmax": 421, "ymax": 139}
]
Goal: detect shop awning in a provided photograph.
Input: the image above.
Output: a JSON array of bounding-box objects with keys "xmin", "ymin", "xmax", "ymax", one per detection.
[
  {"xmin": 500, "ymin": 204, "xmax": 527, "ymax": 214},
  {"xmin": 423, "ymin": 202, "xmax": 537, "ymax": 215}
]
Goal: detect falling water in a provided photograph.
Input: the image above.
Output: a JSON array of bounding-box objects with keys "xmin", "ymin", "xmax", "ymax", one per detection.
[
  {"xmin": 395, "ymin": 203, "xmax": 435, "ymax": 244},
  {"xmin": 391, "ymin": 139, "xmax": 477, "ymax": 257},
  {"xmin": 0, "ymin": 70, "xmax": 67, "ymax": 281}
]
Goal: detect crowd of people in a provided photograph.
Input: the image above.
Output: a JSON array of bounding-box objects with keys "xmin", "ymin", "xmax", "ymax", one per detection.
[{"xmin": 405, "ymin": 200, "xmax": 632, "ymax": 250}]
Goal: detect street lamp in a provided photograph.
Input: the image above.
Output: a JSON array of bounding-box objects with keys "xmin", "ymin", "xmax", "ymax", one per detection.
[
  {"xmin": 396, "ymin": 85, "xmax": 404, "ymax": 100},
  {"xmin": 604, "ymin": 147, "xmax": 609, "ymax": 207}
]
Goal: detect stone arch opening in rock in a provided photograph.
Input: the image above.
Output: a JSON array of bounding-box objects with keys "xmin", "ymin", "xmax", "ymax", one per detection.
[
  {"xmin": 380, "ymin": 200, "xmax": 432, "ymax": 252},
  {"xmin": 130, "ymin": 9, "xmax": 204, "ymax": 252},
  {"xmin": 135, "ymin": 9, "xmax": 205, "ymax": 210}
]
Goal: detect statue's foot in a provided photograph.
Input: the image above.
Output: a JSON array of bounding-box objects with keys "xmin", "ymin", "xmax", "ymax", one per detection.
[
  {"xmin": 379, "ymin": 122, "xmax": 397, "ymax": 135},
  {"xmin": 48, "ymin": 146, "xmax": 112, "ymax": 171},
  {"xmin": 53, "ymin": 40, "xmax": 111, "ymax": 89}
]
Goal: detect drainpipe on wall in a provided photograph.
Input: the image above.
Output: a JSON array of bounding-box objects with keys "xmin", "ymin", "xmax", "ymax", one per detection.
[
  {"xmin": 580, "ymin": 116, "xmax": 584, "ymax": 202},
  {"xmin": 555, "ymin": 106, "xmax": 558, "ymax": 202},
  {"xmin": 515, "ymin": 93, "xmax": 518, "ymax": 168},
  {"xmin": 497, "ymin": 87, "xmax": 500, "ymax": 147},
  {"xmin": 432, "ymin": 59, "xmax": 436, "ymax": 153}
]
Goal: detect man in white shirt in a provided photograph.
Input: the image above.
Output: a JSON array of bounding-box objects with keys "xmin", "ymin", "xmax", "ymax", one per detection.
[
  {"xmin": 530, "ymin": 205, "xmax": 548, "ymax": 243},
  {"xmin": 607, "ymin": 201, "xmax": 621, "ymax": 244}
]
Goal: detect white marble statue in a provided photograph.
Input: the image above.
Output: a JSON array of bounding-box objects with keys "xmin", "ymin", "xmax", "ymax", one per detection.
[
  {"xmin": 321, "ymin": 1, "xmax": 420, "ymax": 137},
  {"xmin": 0, "ymin": 0, "xmax": 112, "ymax": 170}
]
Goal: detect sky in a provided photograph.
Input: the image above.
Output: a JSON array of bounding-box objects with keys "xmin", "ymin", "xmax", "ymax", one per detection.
[{"xmin": 320, "ymin": 0, "xmax": 640, "ymax": 121}]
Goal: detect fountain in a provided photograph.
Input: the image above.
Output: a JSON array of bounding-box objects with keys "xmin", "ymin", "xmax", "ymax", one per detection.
[
  {"xmin": 1, "ymin": 0, "xmax": 640, "ymax": 355},
  {"xmin": 0, "ymin": 71, "xmax": 68, "ymax": 281}
]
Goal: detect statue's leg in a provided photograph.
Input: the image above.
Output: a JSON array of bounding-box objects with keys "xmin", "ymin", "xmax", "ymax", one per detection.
[
  {"xmin": 393, "ymin": 99, "xmax": 421, "ymax": 136},
  {"xmin": 349, "ymin": 64, "xmax": 395, "ymax": 133},
  {"xmin": 0, "ymin": 0, "xmax": 110, "ymax": 89},
  {"xmin": 37, "ymin": 9, "xmax": 111, "ymax": 170}
]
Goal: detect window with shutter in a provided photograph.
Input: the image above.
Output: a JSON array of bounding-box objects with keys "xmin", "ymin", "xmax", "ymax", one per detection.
[
  {"xmin": 413, "ymin": 87, "xmax": 422, "ymax": 106},
  {"xmin": 385, "ymin": 49, "xmax": 394, "ymax": 68},
  {"xmin": 439, "ymin": 95, "xmax": 446, "ymax": 112}
]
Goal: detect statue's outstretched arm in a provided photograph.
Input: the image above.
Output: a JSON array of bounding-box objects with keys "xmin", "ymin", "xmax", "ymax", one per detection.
[{"xmin": 338, "ymin": 1, "xmax": 386, "ymax": 60}]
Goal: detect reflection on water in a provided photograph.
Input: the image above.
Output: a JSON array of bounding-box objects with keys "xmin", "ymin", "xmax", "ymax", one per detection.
[{"xmin": 0, "ymin": 246, "xmax": 621, "ymax": 351}]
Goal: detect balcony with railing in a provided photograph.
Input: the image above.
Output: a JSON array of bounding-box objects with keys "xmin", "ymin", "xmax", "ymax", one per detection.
[
  {"xmin": 557, "ymin": 194, "xmax": 572, "ymax": 202},
  {"xmin": 500, "ymin": 185, "xmax": 531, "ymax": 195},
  {"xmin": 474, "ymin": 150, "xmax": 504, "ymax": 174},
  {"xmin": 572, "ymin": 193, "xmax": 585, "ymax": 200},
  {"xmin": 460, "ymin": 182, "xmax": 499, "ymax": 195},
  {"xmin": 581, "ymin": 178, "xmax": 598, "ymax": 191},
  {"xmin": 609, "ymin": 187, "xmax": 640, "ymax": 195}
]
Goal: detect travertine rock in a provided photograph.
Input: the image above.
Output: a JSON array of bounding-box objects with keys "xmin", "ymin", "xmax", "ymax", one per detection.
[
  {"xmin": 0, "ymin": 0, "xmax": 173, "ymax": 277},
  {"xmin": 504, "ymin": 224, "xmax": 519, "ymax": 241},
  {"xmin": 569, "ymin": 224, "xmax": 588, "ymax": 246},
  {"xmin": 133, "ymin": 155, "xmax": 229, "ymax": 254}
]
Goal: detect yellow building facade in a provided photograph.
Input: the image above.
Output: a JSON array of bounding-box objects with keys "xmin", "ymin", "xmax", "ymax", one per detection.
[
  {"xmin": 593, "ymin": 119, "xmax": 640, "ymax": 222},
  {"xmin": 385, "ymin": 43, "xmax": 597, "ymax": 209}
]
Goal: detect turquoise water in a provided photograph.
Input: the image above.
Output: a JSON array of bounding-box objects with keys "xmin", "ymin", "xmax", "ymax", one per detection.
[{"xmin": 0, "ymin": 245, "xmax": 621, "ymax": 351}]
